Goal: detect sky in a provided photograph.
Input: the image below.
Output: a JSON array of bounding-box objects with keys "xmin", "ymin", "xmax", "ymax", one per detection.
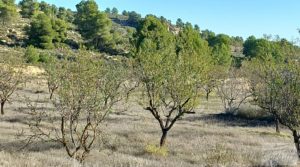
[{"xmin": 16, "ymin": 0, "xmax": 300, "ymax": 40}]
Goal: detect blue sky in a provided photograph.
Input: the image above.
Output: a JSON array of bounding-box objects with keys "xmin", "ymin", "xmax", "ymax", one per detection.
[{"xmin": 16, "ymin": 0, "xmax": 299, "ymax": 40}]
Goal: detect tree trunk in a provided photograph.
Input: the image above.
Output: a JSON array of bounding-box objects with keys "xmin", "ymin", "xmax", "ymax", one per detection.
[
  {"xmin": 275, "ymin": 118, "xmax": 280, "ymax": 134},
  {"xmin": 293, "ymin": 130, "xmax": 300, "ymax": 159},
  {"xmin": 160, "ymin": 130, "xmax": 168, "ymax": 147},
  {"xmin": 50, "ymin": 91, "xmax": 54, "ymax": 100},
  {"xmin": 227, "ymin": 99, "xmax": 234, "ymax": 113},
  {"xmin": 1, "ymin": 101, "xmax": 5, "ymax": 115},
  {"xmin": 206, "ymin": 92, "xmax": 209, "ymax": 101}
]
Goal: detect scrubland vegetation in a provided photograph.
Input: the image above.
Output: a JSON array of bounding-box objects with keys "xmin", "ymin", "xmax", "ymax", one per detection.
[{"xmin": 1, "ymin": 0, "xmax": 300, "ymax": 166}]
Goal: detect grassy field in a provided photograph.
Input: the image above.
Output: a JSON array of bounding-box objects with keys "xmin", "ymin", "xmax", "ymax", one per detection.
[{"xmin": 0, "ymin": 73, "xmax": 298, "ymax": 167}]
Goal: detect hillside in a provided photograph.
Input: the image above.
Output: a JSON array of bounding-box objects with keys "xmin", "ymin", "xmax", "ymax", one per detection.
[{"xmin": 0, "ymin": 9, "xmax": 245, "ymax": 58}]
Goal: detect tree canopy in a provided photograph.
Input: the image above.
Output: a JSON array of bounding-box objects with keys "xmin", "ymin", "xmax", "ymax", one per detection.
[
  {"xmin": 26, "ymin": 13, "xmax": 55, "ymax": 49},
  {"xmin": 74, "ymin": 0, "xmax": 113, "ymax": 51},
  {"xmin": 243, "ymin": 36, "xmax": 296, "ymax": 62},
  {"xmin": 0, "ymin": 0, "xmax": 18, "ymax": 25},
  {"xmin": 133, "ymin": 15, "xmax": 210, "ymax": 147},
  {"xmin": 19, "ymin": 0, "xmax": 39, "ymax": 18},
  {"xmin": 26, "ymin": 13, "xmax": 68, "ymax": 49}
]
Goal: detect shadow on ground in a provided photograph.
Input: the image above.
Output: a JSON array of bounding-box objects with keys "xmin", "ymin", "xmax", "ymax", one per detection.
[
  {"xmin": 188, "ymin": 113, "xmax": 275, "ymax": 127},
  {"xmin": 0, "ymin": 140, "xmax": 63, "ymax": 152}
]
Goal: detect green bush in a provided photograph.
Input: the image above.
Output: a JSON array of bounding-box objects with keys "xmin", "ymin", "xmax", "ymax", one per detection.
[
  {"xmin": 144, "ymin": 144, "xmax": 168, "ymax": 157},
  {"xmin": 38, "ymin": 53, "xmax": 51, "ymax": 63},
  {"xmin": 235, "ymin": 103, "xmax": 271, "ymax": 120},
  {"xmin": 24, "ymin": 45, "xmax": 39, "ymax": 63}
]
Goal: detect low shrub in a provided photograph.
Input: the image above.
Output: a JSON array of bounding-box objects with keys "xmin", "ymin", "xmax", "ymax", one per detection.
[
  {"xmin": 38, "ymin": 53, "xmax": 51, "ymax": 63},
  {"xmin": 24, "ymin": 45, "xmax": 39, "ymax": 63},
  {"xmin": 235, "ymin": 103, "xmax": 271, "ymax": 120},
  {"xmin": 144, "ymin": 144, "xmax": 168, "ymax": 157},
  {"xmin": 204, "ymin": 143, "xmax": 236, "ymax": 166}
]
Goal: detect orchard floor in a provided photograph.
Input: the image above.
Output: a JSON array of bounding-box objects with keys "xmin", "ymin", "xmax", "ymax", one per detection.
[{"xmin": 0, "ymin": 75, "xmax": 298, "ymax": 167}]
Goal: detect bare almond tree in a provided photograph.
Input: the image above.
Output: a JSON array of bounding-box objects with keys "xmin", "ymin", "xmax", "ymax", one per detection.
[
  {"xmin": 202, "ymin": 66, "xmax": 227, "ymax": 101},
  {"xmin": 44, "ymin": 58, "xmax": 61, "ymax": 100},
  {"xmin": 217, "ymin": 68, "xmax": 252, "ymax": 114},
  {"xmin": 25, "ymin": 54, "xmax": 130, "ymax": 162},
  {"xmin": 0, "ymin": 55, "xmax": 25, "ymax": 115}
]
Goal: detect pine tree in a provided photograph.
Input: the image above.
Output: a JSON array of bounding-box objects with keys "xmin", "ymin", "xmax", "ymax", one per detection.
[
  {"xmin": 74, "ymin": 0, "xmax": 113, "ymax": 51},
  {"xmin": 0, "ymin": 0, "xmax": 18, "ymax": 25},
  {"xmin": 26, "ymin": 13, "xmax": 55, "ymax": 49},
  {"xmin": 19, "ymin": 0, "xmax": 39, "ymax": 18}
]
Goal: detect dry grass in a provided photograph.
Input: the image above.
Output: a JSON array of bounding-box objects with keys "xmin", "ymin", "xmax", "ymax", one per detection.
[{"xmin": 0, "ymin": 75, "xmax": 299, "ymax": 167}]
